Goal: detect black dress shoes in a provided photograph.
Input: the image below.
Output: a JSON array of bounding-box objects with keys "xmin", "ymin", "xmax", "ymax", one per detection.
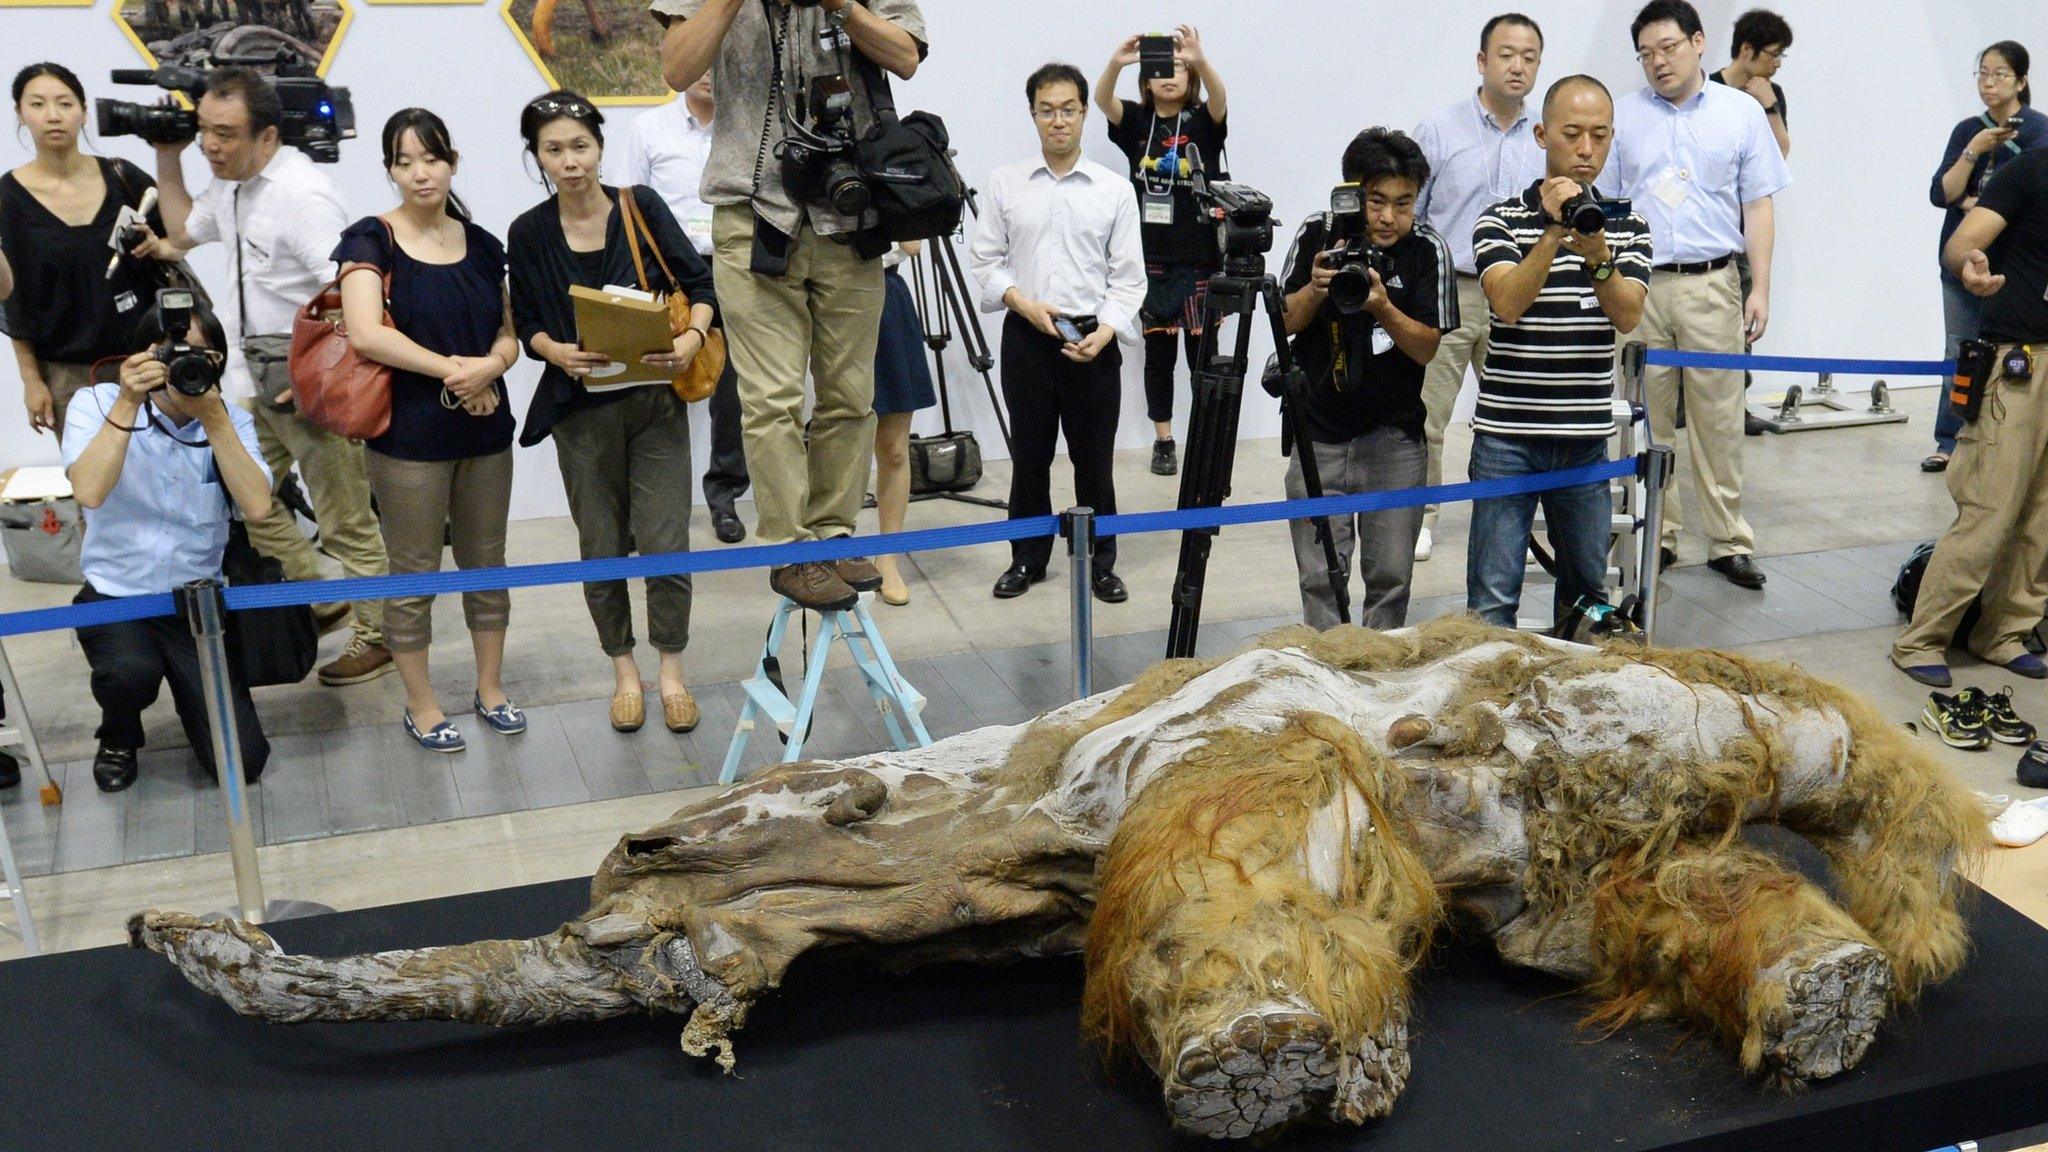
[
  {"xmin": 992, "ymin": 564, "xmax": 1046, "ymax": 598},
  {"xmin": 1708, "ymin": 554, "xmax": 1767, "ymax": 589},
  {"xmin": 1091, "ymin": 572, "xmax": 1129, "ymax": 604},
  {"xmin": 0, "ymin": 751, "xmax": 18, "ymax": 789},
  {"xmin": 1659, "ymin": 546, "xmax": 1677, "ymax": 572},
  {"xmin": 711, "ymin": 508, "xmax": 747, "ymax": 544},
  {"xmin": 93, "ymin": 744, "xmax": 138, "ymax": 793}
]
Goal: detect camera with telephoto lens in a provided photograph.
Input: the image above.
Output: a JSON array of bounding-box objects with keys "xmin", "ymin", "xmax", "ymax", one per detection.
[
  {"xmin": 1321, "ymin": 182, "xmax": 1395, "ymax": 315},
  {"xmin": 97, "ymin": 53, "xmax": 355, "ymax": 163},
  {"xmin": 1558, "ymin": 189, "xmax": 1631, "ymax": 235},
  {"xmin": 1184, "ymin": 145, "xmax": 1272, "ymax": 276},
  {"xmin": 148, "ymin": 289, "xmax": 222, "ymax": 397},
  {"xmin": 778, "ymin": 74, "xmax": 870, "ymax": 216}
]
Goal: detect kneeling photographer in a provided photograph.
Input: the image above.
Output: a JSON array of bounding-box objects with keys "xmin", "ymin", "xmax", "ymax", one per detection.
[
  {"xmin": 61, "ymin": 290, "xmax": 274, "ymax": 793},
  {"xmin": 1278, "ymin": 128, "xmax": 1457, "ymax": 630}
]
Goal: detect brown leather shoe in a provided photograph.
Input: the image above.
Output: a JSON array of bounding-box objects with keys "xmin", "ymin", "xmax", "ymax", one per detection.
[
  {"xmin": 610, "ymin": 690, "xmax": 645, "ymax": 733},
  {"xmin": 662, "ymin": 689, "xmax": 699, "ymax": 733},
  {"xmin": 318, "ymin": 636, "xmax": 395, "ymax": 686},
  {"xmin": 769, "ymin": 562, "xmax": 858, "ymax": 612},
  {"xmin": 833, "ymin": 556, "xmax": 883, "ymax": 592}
]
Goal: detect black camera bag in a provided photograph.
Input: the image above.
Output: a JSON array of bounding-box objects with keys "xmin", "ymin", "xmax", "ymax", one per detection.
[
  {"xmin": 851, "ymin": 53, "xmax": 966, "ymax": 242},
  {"xmin": 908, "ymin": 431, "xmax": 983, "ymax": 495},
  {"xmin": 222, "ymin": 521, "xmax": 319, "ymax": 688}
]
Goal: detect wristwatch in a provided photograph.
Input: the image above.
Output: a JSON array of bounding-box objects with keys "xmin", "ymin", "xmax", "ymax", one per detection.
[{"xmin": 1588, "ymin": 260, "xmax": 1616, "ymax": 283}]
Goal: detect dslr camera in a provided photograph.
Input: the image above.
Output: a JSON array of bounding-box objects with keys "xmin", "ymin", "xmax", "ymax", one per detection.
[
  {"xmin": 97, "ymin": 52, "xmax": 355, "ymax": 163},
  {"xmin": 1321, "ymin": 182, "xmax": 1394, "ymax": 315},
  {"xmin": 148, "ymin": 289, "xmax": 223, "ymax": 397},
  {"xmin": 778, "ymin": 74, "xmax": 870, "ymax": 216},
  {"xmin": 1185, "ymin": 145, "xmax": 1273, "ymax": 276},
  {"xmin": 1556, "ymin": 189, "xmax": 1632, "ymax": 235}
]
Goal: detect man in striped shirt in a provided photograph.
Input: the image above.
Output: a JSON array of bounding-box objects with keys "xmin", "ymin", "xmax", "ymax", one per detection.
[{"xmin": 1466, "ymin": 75, "xmax": 1652, "ymax": 630}]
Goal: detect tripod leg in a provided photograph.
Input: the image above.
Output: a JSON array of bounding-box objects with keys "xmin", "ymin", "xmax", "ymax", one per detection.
[
  {"xmin": 1261, "ymin": 281, "xmax": 1352, "ymax": 627},
  {"xmin": 1165, "ymin": 281, "xmax": 1252, "ymax": 659}
]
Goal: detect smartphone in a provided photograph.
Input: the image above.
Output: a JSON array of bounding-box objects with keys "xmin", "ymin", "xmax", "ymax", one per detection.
[{"xmin": 1054, "ymin": 317, "xmax": 1085, "ymax": 344}]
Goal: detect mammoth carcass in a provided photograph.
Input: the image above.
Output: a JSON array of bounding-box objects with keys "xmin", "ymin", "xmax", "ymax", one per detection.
[{"xmin": 132, "ymin": 620, "xmax": 1986, "ymax": 1141}]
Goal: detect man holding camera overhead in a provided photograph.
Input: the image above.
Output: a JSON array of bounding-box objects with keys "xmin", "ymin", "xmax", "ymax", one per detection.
[
  {"xmin": 61, "ymin": 293, "xmax": 273, "ymax": 792},
  {"xmin": 1277, "ymin": 128, "xmax": 1457, "ymax": 630},
  {"xmin": 1466, "ymin": 75, "xmax": 1650, "ymax": 631},
  {"xmin": 654, "ymin": 0, "xmax": 926, "ymax": 613},
  {"xmin": 135, "ymin": 67, "xmax": 393, "ymax": 688},
  {"xmin": 1604, "ymin": 0, "xmax": 1791, "ymax": 589}
]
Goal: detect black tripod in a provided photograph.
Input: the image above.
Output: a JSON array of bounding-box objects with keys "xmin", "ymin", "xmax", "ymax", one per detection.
[
  {"xmin": 902, "ymin": 190, "xmax": 1009, "ymax": 511},
  {"xmin": 1165, "ymin": 264, "xmax": 1349, "ymax": 659}
]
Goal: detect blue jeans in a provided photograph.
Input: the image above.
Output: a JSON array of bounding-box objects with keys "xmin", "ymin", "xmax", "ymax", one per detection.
[
  {"xmin": 1466, "ymin": 433, "xmax": 1613, "ymax": 630},
  {"xmin": 1933, "ymin": 278, "xmax": 1983, "ymax": 454}
]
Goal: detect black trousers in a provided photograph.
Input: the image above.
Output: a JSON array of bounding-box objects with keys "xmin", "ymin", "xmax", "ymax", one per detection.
[
  {"xmin": 700, "ymin": 355, "xmax": 750, "ymax": 513},
  {"xmin": 74, "ymin": 585, "xmax": 270, "ymax": 780},
  {"xmin": 1001, "ymin": 313, "xmax": 1121, "ymax": 572},
  {"xmin": 1143, "ymin": 329, "xmax": 1199, "ymax": 426}
]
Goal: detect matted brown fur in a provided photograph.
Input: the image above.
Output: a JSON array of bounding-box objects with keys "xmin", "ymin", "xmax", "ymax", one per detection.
[{"xmin": 1081, "ymin": 714, "xmax": 1442, "ymax": 1068}]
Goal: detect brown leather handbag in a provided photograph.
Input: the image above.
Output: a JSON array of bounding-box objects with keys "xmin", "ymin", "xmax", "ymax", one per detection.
[
  {"xmin": 288, "ymin": 217, "xmax": 396, "ymax": 441},
  {"xmin": 618, "ymin": 187, "xmax": 725, "ymax": 403}
]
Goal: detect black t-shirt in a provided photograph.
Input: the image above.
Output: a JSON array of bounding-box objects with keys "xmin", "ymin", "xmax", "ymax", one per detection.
[
  {"xmin": 1279, "ymin": 216, "xmax": 1459, "ymax": 444},
  {"xmin": 0, "ymin": 157, "xmax": 165, "ymax": 365},
  {"xmin": 1105, "ymin": 99, "xmax": 1227, "ymax": 266},
  {"xmin": 333, "ymin": 216, "xmax": 516, "ymax": 461},
  {"xmin": 1709, "ymin": 69, "xmax": 1789, "ymax": 125},
  {"xmin": 1976, "ymin": 149, "xmax": 2048, "ymax": 343}
]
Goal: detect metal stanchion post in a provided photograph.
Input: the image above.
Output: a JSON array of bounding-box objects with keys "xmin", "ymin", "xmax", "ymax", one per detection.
[
  {"xmin": 178, "ymin": 579, "xmax": 332, "ymax": 926},
  {"xmin": 1064, "ymin": 508, "xmax": 1095, "ymax": 700},
  {"xmin": 1637, "ymin": 446, "xmax": 1674, "ymax": 646}
]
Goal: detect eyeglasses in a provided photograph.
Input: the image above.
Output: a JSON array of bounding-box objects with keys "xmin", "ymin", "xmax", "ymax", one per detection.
[
  {"xmin": 1977, "ymin": 68, "xmax": 2018, "ymax": 83},
  {"xmin": 1636, "ymin": 39, "xmax": 1691, "ymax": 64},
  {"xmin": 1033, "ymin": 106, "xmax": 1083, "ymax": 123}
]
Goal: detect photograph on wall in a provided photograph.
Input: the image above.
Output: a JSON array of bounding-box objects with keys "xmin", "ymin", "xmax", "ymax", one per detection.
[
  {"xmin": 502, "ymin": 0, "xmax": 670, "ymax": 105},
  {"xmin": 114, "ymin": 0, "xmax": 352, "ymax": 76}
]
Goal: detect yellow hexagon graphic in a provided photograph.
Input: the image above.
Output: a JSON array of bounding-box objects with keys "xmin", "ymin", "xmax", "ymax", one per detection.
[
  {"xmin": 502, "ymin": 0, "xmax": 674, "ymax": 106},
  {"xmin": 113, "ymin": 0, "xmax": 354, "ymax": 79}
]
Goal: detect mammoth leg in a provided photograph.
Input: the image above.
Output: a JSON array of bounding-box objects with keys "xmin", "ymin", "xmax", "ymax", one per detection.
[
  {"xmin": 128, "ymin": 911, "xmax": 675, "ymax": 1026},
  {"xmin": 1085, "ymin": 716, "xmax": 1437, "ymax": 1139},
  {"xmin": 1586, "ymin": 842, "xmax": 1893, "ymax": 1081}
]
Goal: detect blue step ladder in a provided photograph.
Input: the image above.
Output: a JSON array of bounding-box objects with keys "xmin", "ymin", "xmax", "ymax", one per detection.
[{"xmin": 720, "ymin": 596, "xmax": 932, "ymax": 783}]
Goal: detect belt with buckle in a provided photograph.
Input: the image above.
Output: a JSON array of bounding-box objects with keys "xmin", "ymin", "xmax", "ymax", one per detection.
[{"xmin": 1653, "ymin": 255, "xmax": 1734, "ymax": 275}]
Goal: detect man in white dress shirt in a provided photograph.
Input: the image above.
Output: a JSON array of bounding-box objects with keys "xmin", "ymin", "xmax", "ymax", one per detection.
[
  {"xmin": 141, "ymin": 67, "xmax": 393, "ymax": 685},
  {"xmin": 610, "ymin": 74, "xmax": 751, "ymax": 544},
  {"xmin": 969, "ymin": 62, "xmax": 1146, "ymax": 604}
]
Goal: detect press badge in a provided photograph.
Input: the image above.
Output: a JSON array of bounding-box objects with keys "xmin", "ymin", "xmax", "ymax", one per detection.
[
  {"xmin": 1370, "ymin": 328, "xmax": 1396, "ymax": 356},
  {"xmin": 1141, "ymin": 182, "xmax": 1175, "ymax": 226},
  {"xmin": 1651, "ymin": 166, "xmax": 1691, "ymax": 210},
  {"xmin": 816, "ymin": 24, "xmax": 849, "ymax": 52},
  {"xmin": 113, "ymin": 291, "xmax": 137, "ymax": 314}
]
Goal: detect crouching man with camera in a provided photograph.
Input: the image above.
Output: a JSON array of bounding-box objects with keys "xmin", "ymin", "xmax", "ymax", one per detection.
[
  {"xmin": 654, "ymin": 0, "xmax": 926, "ymax": 613},
  {"xmin": 1892, "ymin": 144, "xmax": 2048, "ymax": 688},
  {"xmin": 61, "ymin": 291, "xmax": 274, "ymax": 792},
  {"xmin": 1277, "ymin": 128, "xmax": 1458, "ymax": 629},
  {"xmin": 1466, "ymin": 75, "xmax": 1650, "ymax": 631}
]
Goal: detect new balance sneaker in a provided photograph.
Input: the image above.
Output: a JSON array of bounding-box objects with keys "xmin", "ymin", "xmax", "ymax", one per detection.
[
  {"xmin": 1966, "ymin": 686, "xmax": 2039, "ymax": 746},
  {"xmin": 1923, "ymin": 690, "xmax": 1993, "ymax": 751}
]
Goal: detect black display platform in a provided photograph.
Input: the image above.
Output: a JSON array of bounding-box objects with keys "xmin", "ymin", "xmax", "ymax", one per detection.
[{"xmin": 4, "ymin": 878, "xmax": 2046, "ymax": 1152}]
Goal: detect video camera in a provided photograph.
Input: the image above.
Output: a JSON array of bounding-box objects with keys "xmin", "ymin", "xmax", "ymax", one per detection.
[
  {"xmin": 148, "ymin": 289, "xmax": 223, "ymax": 397},
  {"xmin": 778, "ymin": 74, "xmax": 870, "ymax": 216},
  {"xmin": 96, "ymin": 52, "xmax": 355, "ymax": 163},
  {"xmin": 1321, "ymin": 182, "xmax": 1394, "ymax": 315},
  {"xmin": 1185, "ymin": 146, "xmax": 1273, "ymax": 277},
  {"xmin": 1557, "ymin": 189, "xmax": 1632, "ymax": 235}
]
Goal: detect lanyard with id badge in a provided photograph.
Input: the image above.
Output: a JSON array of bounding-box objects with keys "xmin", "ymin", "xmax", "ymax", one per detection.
[{"xmin": 1139, "ymin": 111, "xmax": 1187, "ymax": 226}]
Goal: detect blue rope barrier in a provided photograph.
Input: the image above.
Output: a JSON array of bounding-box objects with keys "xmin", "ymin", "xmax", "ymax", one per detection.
[
  {"xmin": 1643, "ymin": 349, "xmax": 1954, "ymax": 377},
  {"xmin": 0, "ymin": 457, "xmax": 1641, "ymax": 637}
]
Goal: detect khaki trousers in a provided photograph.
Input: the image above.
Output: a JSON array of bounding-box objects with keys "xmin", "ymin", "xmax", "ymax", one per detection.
[
  {"xmin": 1640, "ymin": 264, "xmax": 1755, "ymax": 559},
  {"xmin": 1417, "ymin": 275, "xmax": 1491, "ymax": 532},
  {"xmin": 711, "ymin": 204, "xmax": 883, "ymax": 547},
  {"xmin": 243, "ymin": 402, "xmax": 389, "ymax": 645},
  {"xmin": 39, "ymin": 360, "xmax": 94, "ymax": 441},
  {"xmin": 365, "ymin": 448, "xmax": 513, "ymax": 653},
  {"xmin": 1893, "ymin": 349, "xmax": 2048, "ymax": 667}
]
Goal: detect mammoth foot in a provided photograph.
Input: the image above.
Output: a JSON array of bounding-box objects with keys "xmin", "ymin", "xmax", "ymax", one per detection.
[
  {"xmin": 1754, "ymin": 940, "xmax": 1893, "ymax": 1081},
  {"xmin": 1162, "ymin": 999, "xmax": 1409, "ymax": 1140}
]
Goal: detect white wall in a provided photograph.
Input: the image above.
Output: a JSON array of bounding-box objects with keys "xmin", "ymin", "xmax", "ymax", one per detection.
[{"xmin": 0, "ymin": 0, "xmax": 2033, "ymax": 520}]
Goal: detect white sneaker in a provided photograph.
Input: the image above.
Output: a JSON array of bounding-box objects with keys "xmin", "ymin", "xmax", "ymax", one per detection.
[
  {"xmin": 1414, "ymin": 527, "xmax": 1434, "ymax": 562},
  {"xmin": 1992, "ymin": 797, "xmax": 2048, "ymax": 848}
]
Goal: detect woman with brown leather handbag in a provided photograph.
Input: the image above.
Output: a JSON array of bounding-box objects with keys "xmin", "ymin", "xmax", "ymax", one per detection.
[{"xmin": 507, "ymin": 90, "xmax": 717, "ymax": 736}]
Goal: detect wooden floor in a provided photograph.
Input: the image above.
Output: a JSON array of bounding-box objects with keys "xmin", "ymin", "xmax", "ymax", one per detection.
[{"xmin": 0, "ymin": 539, "xmax": 1924, "ymax": 881}]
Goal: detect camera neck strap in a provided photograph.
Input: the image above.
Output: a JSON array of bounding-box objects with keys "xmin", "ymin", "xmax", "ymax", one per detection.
[
  {"xmin": 749, "ymin": 0, "xmax": 795, "ymax": 205},
  {"xmin": 233, "ymin": 184, "xmax": 249, "ymax": 342}
]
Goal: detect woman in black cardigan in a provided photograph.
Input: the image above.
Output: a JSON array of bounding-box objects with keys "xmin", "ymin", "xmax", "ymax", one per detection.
[{"xmin": 508, "ymin": 90, "xmax": 716, "ymax": 736}]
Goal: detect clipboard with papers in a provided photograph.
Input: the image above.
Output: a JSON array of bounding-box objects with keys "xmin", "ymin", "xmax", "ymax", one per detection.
[{"xmin": 569, "ymin": 284, "xmax": 676, "ymax": 391}]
